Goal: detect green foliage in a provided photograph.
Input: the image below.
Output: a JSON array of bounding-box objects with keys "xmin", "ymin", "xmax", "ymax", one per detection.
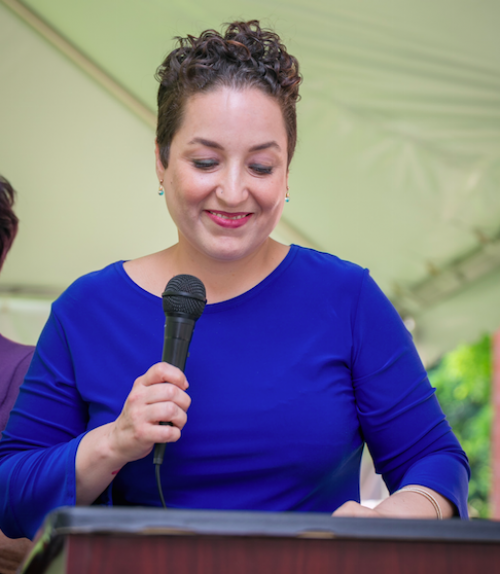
[{"xmin": 428, "ymin": 334, "xmax": 492, "ymax": 518}]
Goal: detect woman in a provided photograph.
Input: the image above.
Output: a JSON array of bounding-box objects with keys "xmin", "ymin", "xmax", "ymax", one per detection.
[
  {"xmin": 0, "ymin": 176, "xmax": 34, "ymax": 573},
  {"xmin": 0, "ymin": 21, "xmax": 469, "ymax": 540}
]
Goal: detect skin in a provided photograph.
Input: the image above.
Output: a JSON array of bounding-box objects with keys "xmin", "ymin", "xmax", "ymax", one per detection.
[
  {"xmin": 333, "ymin": 488, "xmax": 453, "ymax": 519},
  {"xmin": 0, "ymin": 531, "xmax": 33, "ymax": 574},
  {"xmin": 75, "ymin": 86, "xmax": 454, "ymax": 518},
  {"xmin": 133, "ymin": 86, "xmax": 291, "ymax": 303}
]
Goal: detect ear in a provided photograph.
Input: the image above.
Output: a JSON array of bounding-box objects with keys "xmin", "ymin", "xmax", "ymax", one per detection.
[{"xmin": 155, "ymin": 140, "xmax": 166, "ymax": 180}]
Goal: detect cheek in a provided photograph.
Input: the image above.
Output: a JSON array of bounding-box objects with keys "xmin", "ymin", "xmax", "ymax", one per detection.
[
  {"xmin": 168, "ymin": 171, "xmax": 201, "ymax": 209},
  {"xmin": 259, "ymin": 179, "xmax": 286, "ymax": 209}
]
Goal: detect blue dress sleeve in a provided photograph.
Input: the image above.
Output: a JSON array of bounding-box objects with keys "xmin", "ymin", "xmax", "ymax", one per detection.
[
  {"xmin": 0, "ymin": 309, "xmax": 88, "ymax": 540},
  {"xmin": 351, "ymin": 270, "xmax": 470, "ymax": 517}
]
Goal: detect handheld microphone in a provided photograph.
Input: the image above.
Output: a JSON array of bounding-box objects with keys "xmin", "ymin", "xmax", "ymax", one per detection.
[{"xmin": 153, "ymin": 274, "xmax": 206, "ymax": 467}]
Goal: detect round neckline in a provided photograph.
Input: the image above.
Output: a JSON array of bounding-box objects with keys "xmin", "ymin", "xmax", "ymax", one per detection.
[{"xmin": 114, "ymin": 244, "xmax": 300, "ymax": 313}]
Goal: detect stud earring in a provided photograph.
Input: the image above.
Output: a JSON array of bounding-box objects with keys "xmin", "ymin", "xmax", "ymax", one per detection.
[{"xmin": 158, "ymin": 180, "xmax": 164, "ymax": 196}]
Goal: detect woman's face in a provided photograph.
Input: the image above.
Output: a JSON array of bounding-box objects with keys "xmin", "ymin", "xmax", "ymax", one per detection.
[{"xmin": 156, "ymin": 86, "xmax": 289, "ymax": 263}]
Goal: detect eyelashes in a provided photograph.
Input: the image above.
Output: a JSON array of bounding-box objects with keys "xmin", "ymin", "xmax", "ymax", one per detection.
[
  {"xmin": 192, "ymin": 159, "xmax": 274, "ymax": 176},
  {"xmin": 250, "ymin": 164, "xmax": 273, "ymax": 175},
  {"xmin": 192, "ymin": 159, "xmax": 218, "ymax": 170}
]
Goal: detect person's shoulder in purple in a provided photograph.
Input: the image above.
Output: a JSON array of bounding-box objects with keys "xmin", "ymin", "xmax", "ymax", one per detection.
[
  {"xmin": 0, "ymin": 334, "xmax": 34, "ymax": 574},
  {"xmin": 0, "ymin": 350, "xmax": 35, "ymax": 570},
  {"xmin": 0, "ymin": 175, "xmax": 36, "ymax": 436},
  {"xmin": 0, "ymin": 334, "xmax": 34, "ymax": 437},
  {"xmin": 0, "ymin": 175, "xmax": 35, "ymax": 573}
]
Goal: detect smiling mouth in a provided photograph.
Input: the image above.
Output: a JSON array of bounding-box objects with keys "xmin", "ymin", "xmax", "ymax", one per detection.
[
  {"xmin": 207, "ymin": 211, "xmax": 250, "ymax": 220},
  {"xmin": 205, "ymin": 210, "xmax": 252, "ymax": 228}
]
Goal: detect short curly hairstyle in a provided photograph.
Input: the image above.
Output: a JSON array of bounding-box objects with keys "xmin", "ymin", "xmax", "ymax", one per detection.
[
  {"xmin": 0, "ymin": 176, "xmax": 19, "ymax": 271},
  {"xmin": 156, "ymin": 20, "xmax": 302, "ymax": 168}
]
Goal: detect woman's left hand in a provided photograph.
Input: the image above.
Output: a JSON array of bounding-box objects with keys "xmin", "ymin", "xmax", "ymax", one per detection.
[
  {"xmin": 332, "ymin": 501, "xmax": 385, "ymax": 518},
  {"xmin": 332, "ymin": 485, "xmax": 454, "ymax": 519}
]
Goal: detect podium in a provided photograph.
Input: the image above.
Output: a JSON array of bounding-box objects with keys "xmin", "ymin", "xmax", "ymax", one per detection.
[{"xmin": 21, "ymin": 507, "xmax": 500, "ymax": 574}]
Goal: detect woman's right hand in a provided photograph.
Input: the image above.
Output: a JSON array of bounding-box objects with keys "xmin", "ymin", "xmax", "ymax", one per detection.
[
  {"xmin": 108, "ymin": 362, "xmax": 191, "ymax": 464},
  {"xmin": 75, "ymin": 362, "xmax": 191, "ymax": 505}
]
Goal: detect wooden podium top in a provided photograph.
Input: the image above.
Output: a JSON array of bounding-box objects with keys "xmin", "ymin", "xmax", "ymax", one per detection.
[
  {"xmin": 22, "ymin": 507, "xmax": 500, "ymax": 574},
  {"xmin": 34, "ymin": 505, "xmax": 500, "ymax": 541}
]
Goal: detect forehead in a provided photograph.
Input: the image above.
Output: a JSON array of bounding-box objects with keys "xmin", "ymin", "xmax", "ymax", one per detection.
[{"xmin": 174, "ymin": 86, "xmax": 287, "ymax": 148}]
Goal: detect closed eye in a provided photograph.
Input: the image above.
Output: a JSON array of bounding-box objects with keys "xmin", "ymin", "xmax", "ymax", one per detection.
[
  {"xmin": 193, "ymin": 159, "xmax": 219, "ymax": 170},
  {"xmin": 250, "ymin": 164, "xmax": 273, "ymax": 175}
]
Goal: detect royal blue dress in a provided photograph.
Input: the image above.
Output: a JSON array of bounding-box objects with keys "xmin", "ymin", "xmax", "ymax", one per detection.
[{"xmin": 0, "ymin": 246, "xmax": 469, "ymax": 539}]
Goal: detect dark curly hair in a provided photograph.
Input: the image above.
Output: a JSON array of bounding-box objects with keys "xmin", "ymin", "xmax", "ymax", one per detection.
[
  {"xmin": 0, "ymin": 176, "xmax": 19, "ymax": 271},
  {"xmin": 155, "ymin": 20, "xmax": 302, "ymax": 168}
]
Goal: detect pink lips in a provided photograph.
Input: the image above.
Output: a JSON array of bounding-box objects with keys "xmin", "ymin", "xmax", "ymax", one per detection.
[{"xmin": 205, "ymin": 210, "xmax": 252, "ymax": 229}]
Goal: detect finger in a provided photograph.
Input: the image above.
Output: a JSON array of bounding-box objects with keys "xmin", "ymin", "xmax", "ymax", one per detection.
[
  {"xmin": 152, "ymin": 423, "xmax": 182, "ymax": 444},
  {"xmin": 331, "ymin": 501, "xmax": 357, "ymax": 516},
  {"xmin": 142, "ymin": 382, "xmax": 192, "ymax": 412},
  {"xmin": 139, "ymin": 362, "xmax": 189, "ymax": 390},
  {"xmin": 114, "ymin": 405, "xmax": 185, "ymax": 451},
  {"xmin": 332, "ymin": 501, "xmax": 379, "ymax": 518},
  {"xmin": 146, "ymin": 401, "xmax": 188, "ymax": 429},
  {"xmin": 126, "ymin": 420, "xmax": 182, "ymax": 447}
]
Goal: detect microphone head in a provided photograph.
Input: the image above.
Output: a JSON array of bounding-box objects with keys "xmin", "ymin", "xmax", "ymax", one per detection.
[{"xmin": 162, "ymin": 274, "xmax": 207, "ymax": 320}]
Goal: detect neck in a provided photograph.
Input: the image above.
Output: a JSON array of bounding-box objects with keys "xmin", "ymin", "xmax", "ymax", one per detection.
[{"xmin": 167, "ymin": 237, "xmax": 289, "ymax": 304}]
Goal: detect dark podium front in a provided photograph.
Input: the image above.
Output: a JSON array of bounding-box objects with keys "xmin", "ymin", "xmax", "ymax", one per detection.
[{"xmin": 21, "ymin": 507, "xmax": 500, "ymax": 574}]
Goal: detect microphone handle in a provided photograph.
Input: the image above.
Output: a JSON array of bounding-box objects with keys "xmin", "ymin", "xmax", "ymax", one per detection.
[
  {"xmin": 161, "ymin": 316, "xmax": 196, "ymax": 371},
  {"xmin": 153, "ymin": 315, "xmax": 196, "ymax": 466}
]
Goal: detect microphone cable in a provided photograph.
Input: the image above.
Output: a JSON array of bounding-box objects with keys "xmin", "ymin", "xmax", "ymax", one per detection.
[{"xmin": 155, "ymin": 460, "xmax": 167, "ymax": 509}]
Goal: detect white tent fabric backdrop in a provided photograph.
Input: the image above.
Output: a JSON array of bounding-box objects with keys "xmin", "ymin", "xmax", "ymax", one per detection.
[{"xmin": 0, "ymin": 0, "xmax": 499, "ymax": 365}]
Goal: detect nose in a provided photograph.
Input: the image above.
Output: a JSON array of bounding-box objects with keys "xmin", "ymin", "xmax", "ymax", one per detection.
[{"xmin": 215, "ymin": 164, "xmax": 248, "ymax": 206}]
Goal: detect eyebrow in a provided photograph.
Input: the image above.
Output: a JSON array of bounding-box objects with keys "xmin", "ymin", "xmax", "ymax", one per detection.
[
  {"xmin": 250, "ymin": 141, "xmax": 281, "ymax": 152},
  {"xmin": 188, "ymin": 138, "xmax": 281, "ymax": 153},
  {"xmin": 188, "ymin": 138, "xmax": 223, "ymax": 150}
]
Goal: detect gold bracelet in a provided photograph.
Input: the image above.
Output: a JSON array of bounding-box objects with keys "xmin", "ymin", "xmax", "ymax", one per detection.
[{"xmin": 396, "ymin": 486, "xmax": 443, "ymax": 519}]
